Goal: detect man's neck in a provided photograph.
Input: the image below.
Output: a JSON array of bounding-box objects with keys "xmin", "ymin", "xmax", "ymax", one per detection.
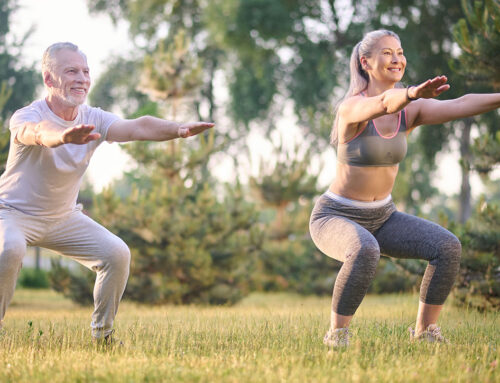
[{"xmin": 45, "ymin": 96, "xmax": 80, "ymax": 121}]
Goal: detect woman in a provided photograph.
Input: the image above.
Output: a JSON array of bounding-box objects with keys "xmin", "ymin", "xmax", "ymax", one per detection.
[{"xmin": 309, "ymin": 29, "xmax": 500, "ymax": 347}]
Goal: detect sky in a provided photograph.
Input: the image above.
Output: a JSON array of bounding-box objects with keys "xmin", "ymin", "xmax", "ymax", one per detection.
[{"xmin": 10, "ymin": 0, "xmax": 495, "ymax": 198}]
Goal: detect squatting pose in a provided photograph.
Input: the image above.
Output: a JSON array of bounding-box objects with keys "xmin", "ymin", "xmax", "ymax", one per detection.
[{"xmin": 309, "ymin": 29, "xmax": 500, "ymax": 347}]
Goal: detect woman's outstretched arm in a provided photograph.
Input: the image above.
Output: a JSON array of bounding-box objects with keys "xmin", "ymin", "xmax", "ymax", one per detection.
[
  {"xmin": 339, "ymin": 76, "xmax": 449, "ymax": 124},
  {"xmin": 411, "ymin": 93, "xmax": 500, "ymax": 127}
]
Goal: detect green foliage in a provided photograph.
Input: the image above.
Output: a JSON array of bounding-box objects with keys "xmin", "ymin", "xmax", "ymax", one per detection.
[
  {"xmin": 0, "ymin": 83, "xmax": 12, "ymax": 174},
  {"xmin": 449, "ymin": 198, "xmax": 500, "ymax": 311},
  {"xmin": 250, "ymin": 141, "xmax": 319, "ymax": 206},
  {"xmin": 452, "ymin": 0, "xmax": 500, "ymax": 89},
  {"xmin": 248, "ymin": 140, "xmax": 338, "ymax": 294},
  {"xmin": 82, "ymin": 0, "xmax": 500, "ymax": 305},
  {"xmin": 0, "ymin": 1, "xmax": 39, "ymax": 174},
  {"xmin": 89, "ymin": 58, "xmax": 152, "ymax": 116},
  {"xmin": 470, "ymin": 131, "xmax": 500, "ymax": 174},
  {"xmin": 48, "ymin": 259, "xmax": 94, "ymax": 305},
  {"xmin": 87, "ymin": 0, "xmax": 224, "ymax": 123},
  {"xmin": 139, "ymin": 29, "xmax": 202, "ymax": 103},
  {"xmin": 369, "ymin": 258, "xmax": 420, "ymax": 294},
  {"xmin": 229, "ymin": 53, "xmax": 279, "ymax": 125},
  {"xmin": 210, "ymin": 0, "xmax": 343, "ymax": 141},
  {"xmin": 92, "ymin": 179, "xmax": 264, "ymax": 305},
  {"xmin": 444, "ymin": 0, "xmax": 500, "ymax": 312},
  {"xmin": 17, "ymin": 268, "xmax": 50, "ymax": 289},
  {"xmin": 0, "ymin": 0, "xmax": 39, "ymax": 120},
  {"xmin": 392, "ymin": 138, "xmax": 439, "ymax": 215}
]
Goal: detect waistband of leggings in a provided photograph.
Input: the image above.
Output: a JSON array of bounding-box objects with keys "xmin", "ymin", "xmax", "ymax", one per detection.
[{"xmin": 324, "ymin": 190, "xmax": 392, "ymax": 209}]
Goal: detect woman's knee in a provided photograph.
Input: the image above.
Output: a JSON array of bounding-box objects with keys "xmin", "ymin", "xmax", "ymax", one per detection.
[
  {"xmin": 436, "ymin": 232, "xmax": 462, "ymax": 264},
  {"xmin": 349, "ymin": 241, "xmax": 381, "ymax": 269},
  {"xmin": 424, "ymin": 232, "xmax": 462, "ymax": 279}
]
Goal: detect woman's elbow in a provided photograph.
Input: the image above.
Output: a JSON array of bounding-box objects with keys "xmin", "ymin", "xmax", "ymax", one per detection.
[{"xmin": 379, "ymin": 96, "xmax": 393, "ymax": 114}]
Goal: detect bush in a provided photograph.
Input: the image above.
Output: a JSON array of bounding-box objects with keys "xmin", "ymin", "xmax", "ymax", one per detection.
[
  {"xmin": 18, "ymin": 267, "xmax": 50, "ymax": 289},
  {"xmin": 449, "ymin": 199, "xmax": 500, "ymax": 312},
  {"xmin": 48, "ymin": 259, "xmax": 94, "ymax": 305},
  {"xmin": 369, "ymin": 259, "xmax": 420, "ymax": 294}
]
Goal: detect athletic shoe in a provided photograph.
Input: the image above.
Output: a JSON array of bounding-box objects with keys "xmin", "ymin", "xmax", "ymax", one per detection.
[
  {"xmin": 93, "ymin": 329, "xmax": 123, "ymax": 347},
  {"xmin": 409, "ymin": 324, "xmax": 449, "ymax": 343},
  {"xmin": 323, "ymin": 327, "xmax": 350, "ymax": 347}
]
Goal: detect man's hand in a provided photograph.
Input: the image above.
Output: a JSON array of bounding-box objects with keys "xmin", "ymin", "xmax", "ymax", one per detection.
[
  {"xmin": 177, "ymin": 122, "xmax": 215, "ymax": 138},
  {"xmin": 61, "ymin": 124, "xmax": 101, "ymax": 145}
]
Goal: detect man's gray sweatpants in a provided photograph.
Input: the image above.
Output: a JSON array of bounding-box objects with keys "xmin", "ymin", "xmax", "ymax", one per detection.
[{"xmin": 0, "ymin": 205, "xmax": 130, "ymax": 338}]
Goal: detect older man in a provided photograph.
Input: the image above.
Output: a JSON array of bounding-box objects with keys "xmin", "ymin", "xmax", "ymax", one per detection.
[{"xmin": 0, "ymin": 42, "xmax": 214, "ymax": 342}]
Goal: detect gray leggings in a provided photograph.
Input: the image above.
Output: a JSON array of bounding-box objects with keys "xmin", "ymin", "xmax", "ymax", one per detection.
[{"xmin": 309, "ymin": 194, "xmax": 461, "ymax": 316}]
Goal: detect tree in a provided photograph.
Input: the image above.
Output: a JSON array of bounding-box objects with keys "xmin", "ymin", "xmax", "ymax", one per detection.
[
  {"xmin": 248, "ymin": 139, "xmax": 338, "ymax": 294},
  {"xmin": 53, "ymin": 29, "xmax": 264, "ymax": 306},
  {"xmin": 452, "ymin": 0, "xmax": 500, "ymax": 89},
  {"xmin": 87, "ymin": 0, "xmax": 224, "ymax": 125},
  {"xmin": 452, "ymin": 0, "xmax": 500, "ymax": 175},
  {"xmin": 0, "ymin": 84, "xmax": 12, "ymax": 174},
  {"xmin": 0, "ymin": 0, "xmax": 39, "ymax": 121},
  {"xmin": 448, "ymin": 0, "xmax": 500, "ymax": 311},
  {"xmin": 0, "ymin": 0, "xmax": 39, "ymax": 174}
]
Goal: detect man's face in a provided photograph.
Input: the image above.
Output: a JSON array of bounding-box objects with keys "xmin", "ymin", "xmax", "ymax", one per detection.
[{"xmin": 46, "ymin": 49, "xmax": 91, "ymax": 107}]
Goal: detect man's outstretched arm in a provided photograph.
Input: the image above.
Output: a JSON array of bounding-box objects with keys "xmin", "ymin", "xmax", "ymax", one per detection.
[
  {"xmin": 106, "ymin": 116, "xmax": 214, "ymax": 143},
  {"xmin": 16, "ymin": 121, "xmax": 100, "ymax": 147}
]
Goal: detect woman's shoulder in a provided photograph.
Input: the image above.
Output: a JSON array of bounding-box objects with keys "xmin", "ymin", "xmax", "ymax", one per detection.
[{"xmin": 338, "ymin": 94, "xmax": 365, "ymax": 111}]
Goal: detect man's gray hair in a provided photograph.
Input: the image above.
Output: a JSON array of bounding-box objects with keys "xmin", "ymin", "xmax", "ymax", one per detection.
[{"xmin": 41, "ymin": 42, "xmax": 86, "ymax": 74}]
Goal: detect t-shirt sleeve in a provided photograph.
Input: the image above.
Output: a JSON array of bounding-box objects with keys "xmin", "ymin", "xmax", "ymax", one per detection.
[
  {"xmin": 9, "ymin": 105, "xmax": 42, "ymax": 139},
  {"xmin": 92, "ymin": 107, "xmax": 121, "ymax": 144}
]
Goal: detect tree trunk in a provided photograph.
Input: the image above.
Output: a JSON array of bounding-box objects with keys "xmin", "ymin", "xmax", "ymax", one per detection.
[
  {"xmin": 458, "ymin": 118, "xmax": 473, "ymax": 223},
  {"xmin": 35, "ymin": 246, "xmax": 41, "ymax": 270}
]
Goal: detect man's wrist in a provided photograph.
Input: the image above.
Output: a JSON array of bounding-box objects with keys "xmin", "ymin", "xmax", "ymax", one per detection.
[
  {"xmin": 177, "ymin": 123, "xmax": 187, "ymax": 138},
  {"xmin": 34, "ymin": 131, "xmax": 45, "ymax": 146}
]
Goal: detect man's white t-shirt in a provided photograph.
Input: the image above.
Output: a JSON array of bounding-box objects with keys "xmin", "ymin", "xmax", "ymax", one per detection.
[{"xmin": 0, "ymin": 99, "xmax": 120, "ymax": 218}]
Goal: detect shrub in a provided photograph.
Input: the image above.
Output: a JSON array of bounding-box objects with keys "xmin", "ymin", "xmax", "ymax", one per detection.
[{"xmin": 18, "ymin": 267, "xmax": 50, "ymax": 289}]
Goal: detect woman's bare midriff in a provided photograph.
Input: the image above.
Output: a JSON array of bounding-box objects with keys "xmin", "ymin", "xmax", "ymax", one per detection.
[{"xmin": 329, "ymin": 162, "xmax": 399, "ymax": 201}]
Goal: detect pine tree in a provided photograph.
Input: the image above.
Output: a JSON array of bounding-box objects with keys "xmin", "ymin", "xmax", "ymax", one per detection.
[
  {"xmin": 452, "ymin": 0, "xmax": 500, "ymax": 89},
  {"xmin": 0, "ymin": 83, "xmax": 12, "ymax": 174},
  {"xmin": 249, "ymin": 139, "xmax": 338, "ymax": 294},
  {"xmin": 449, "ymin": 0, "xmax": 500, "ymax": 311},
  {"xmin": 52, "ymin": 30, "xmax": 264, "ymax": 305}
]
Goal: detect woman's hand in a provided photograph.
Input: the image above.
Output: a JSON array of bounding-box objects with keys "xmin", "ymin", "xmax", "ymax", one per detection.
[{"xmin": 408, "ymin": 76, "xmax": 450, "ymax": 100}]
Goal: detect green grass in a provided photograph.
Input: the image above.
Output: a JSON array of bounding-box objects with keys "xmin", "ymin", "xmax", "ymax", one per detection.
[{"xmin": 0, "ymin": 289, "xmax": 498, "ymax": 382}]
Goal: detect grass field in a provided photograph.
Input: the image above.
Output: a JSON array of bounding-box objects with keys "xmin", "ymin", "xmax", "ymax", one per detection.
[{"xmin": 0, "ymin": 289, "xmax": 498, "ymax": 383}]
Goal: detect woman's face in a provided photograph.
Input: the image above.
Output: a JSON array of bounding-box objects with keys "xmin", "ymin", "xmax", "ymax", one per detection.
[{"xmin": 363, "ymin": 36, "xmax": 406, "ymax": 84}]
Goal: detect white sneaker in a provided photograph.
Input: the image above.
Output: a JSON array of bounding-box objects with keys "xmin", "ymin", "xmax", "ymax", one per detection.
[
  {"xmin": 409, "ymin": 324, "xmax": 449, "ymax": 344},
  {"xmin": 323, "ymin": 327, "xmax": 350, "ymax": 348},
  {"xmin": 92, "ymin": 329, "xmax": 123, "ymax": 347}
]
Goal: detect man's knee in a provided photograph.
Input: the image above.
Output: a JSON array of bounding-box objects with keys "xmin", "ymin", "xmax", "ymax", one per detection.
[
  {"xmin": 107, "ymin": 239, "xmax": 131, "ymax": 270},
  {"xmin": 0, "ymin": 239, "xmax": 25, "ymax": 271}
]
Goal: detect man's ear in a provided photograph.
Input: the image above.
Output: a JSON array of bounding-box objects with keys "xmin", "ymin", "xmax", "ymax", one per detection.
[{"xmin": 43, "ymin": 71, "xmax": 53, "ymax": 87}]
